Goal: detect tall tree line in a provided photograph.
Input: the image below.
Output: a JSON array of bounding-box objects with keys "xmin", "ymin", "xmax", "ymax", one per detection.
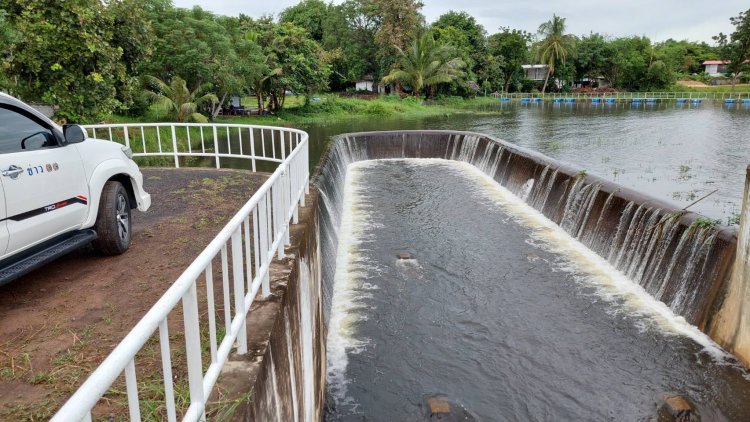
[{"xmin": 0, "ymin": 0, "xmax": 746, "ymax": 122}]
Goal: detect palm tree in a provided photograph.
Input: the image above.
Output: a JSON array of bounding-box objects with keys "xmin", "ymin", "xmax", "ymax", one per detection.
[
  {"xmin": 252, "ymin": 66, "xmax": 282, "ymax": 114},
  {"xmin": 143, "ymin": 76, "xmax": 218, "ymax": 123},
  {"xmin": 535, "ymin": 15, "xmax": 575, "ymax": 93},
  {"xmin": 382, "ymin": 32, "xmax": 466, "ymax": 98}
]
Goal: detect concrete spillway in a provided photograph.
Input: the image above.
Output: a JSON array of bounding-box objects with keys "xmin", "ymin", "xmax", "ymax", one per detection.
[
  {"xmin": 237, "ymin": 129, "xmax": 749, "ymax": 420},
  {"xmin": 316, "ymin": 130, "xmax": 738, "ymax": 338},
  {"xmin": 710, "ymin": 166, "xmax": 750, "ymax": 366}
]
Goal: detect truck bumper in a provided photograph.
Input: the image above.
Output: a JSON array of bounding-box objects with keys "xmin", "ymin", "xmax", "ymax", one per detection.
[{"xmin": 136, "ymin": 191, "xmax": 151, "ymax": 212}]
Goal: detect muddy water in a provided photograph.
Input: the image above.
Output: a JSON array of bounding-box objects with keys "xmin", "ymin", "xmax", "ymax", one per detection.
[
  {"xmin": 304, "ymin": 102, "xmax": 750, "ymax": 222},
  {"xmin": 325, "ymin": 159, "xmax": 750, "ymax": 421}
]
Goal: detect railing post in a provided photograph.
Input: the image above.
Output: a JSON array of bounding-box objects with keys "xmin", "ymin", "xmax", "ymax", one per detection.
[
  {"xmin": 159, "ymin": 320, "xmax": 178, "ymax": 422},
  {"xmin": 171, "ymin": 125, "xmax": 179, "ymax": 168},
  {"xmin": 213, "ymin": 126, "xmax": 220, "ymax": 169},
  {"xmin": 249, "ymin": 128, "xmax": 257, "ymax": 172},
  {"xmin": 123, "ymin": 126, "xmax": 130, "ymax": 149},
  {"xmin": 305, "ymin": 140, "xmax": 310, "ymax": 195},
  {"xmin": 231, "ymin": 230, "xmax": 248, "ymax": 354},
  {"xmin": 260, "ymin": 195, "xmax": 271, "ymax": 297},
  {"xmin": 182, "ymin": 282, "xmax": 205, "ymax": 420},
  {"xmin": 124, "ymin": 360, "xmax": 141, "ymax": 422},
  {"xmin": 275, "ymin": 182, "xmax": 285, "ymax": 259}
]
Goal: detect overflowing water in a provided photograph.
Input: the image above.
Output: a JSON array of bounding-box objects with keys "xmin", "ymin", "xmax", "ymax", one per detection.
[
  {"xmin": 322, "ymin": 158, "xmax": 750, "ymax": 420},
  {"xmin": 304, "ymin": 103, "xmax": 750, "ymax": 221}
]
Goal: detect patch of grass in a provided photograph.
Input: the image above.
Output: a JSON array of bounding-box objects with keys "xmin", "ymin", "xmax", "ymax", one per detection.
[
  {"xmin": 0, "ymin": 367, "xmax": 14, "ymax": 380},
  {"xmin": 0, "ymin": 399, "xmax": 55, "ymax": 421},
  {"xmin": 727, "ymin": 212, "xmax": 741, "ymax": 226},
  {"xmin": 101, "ymin": 95, "xmax": 503, "ymax": 128},
  {"xmin": 51, "ymin": 351, "xmax": 75, "ymax": 366},
  {"xmin": 544, "ymin": 140, "xmax": 562, "ymax": 152},
  {"xmin": 694, "ymin": 216, "xmax": 721, "ymax": 229},
  {"xmin": 666, "ymin": 84, "xmax": 750, "ymax": 93}
]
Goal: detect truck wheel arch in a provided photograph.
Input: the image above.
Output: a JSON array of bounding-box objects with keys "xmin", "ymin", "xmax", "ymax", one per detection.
[
  {"xmin": 108, "ymin": 174, "xmax": 137, "ymax": 210},
  {"xmin": 83, "ymin": 160, "xmax": 145, "ymax": 229}
]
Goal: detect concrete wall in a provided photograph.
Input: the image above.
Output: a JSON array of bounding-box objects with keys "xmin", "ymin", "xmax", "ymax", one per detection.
[{"xmin": 709, "ymin": 166, "xmax": 750, "ymax": 367}]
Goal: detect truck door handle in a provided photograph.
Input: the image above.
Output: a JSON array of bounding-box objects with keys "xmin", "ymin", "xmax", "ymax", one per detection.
[{"xmin": 2, "ymin": 165, "xmax": 24, "ymax": 179}]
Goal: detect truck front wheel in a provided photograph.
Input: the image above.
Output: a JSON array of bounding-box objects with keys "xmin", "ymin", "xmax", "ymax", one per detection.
[{"xmin": 93, "ymin": 181, "xmax": 131, "ymax": 255}]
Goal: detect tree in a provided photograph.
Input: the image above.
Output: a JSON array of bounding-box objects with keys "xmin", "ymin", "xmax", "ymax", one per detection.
[
  {"xmin": 279, "ymin": 0, "xmax": 328, "ymax": 42},
  {"xmin": 370, "ymin": 0, "xmax": 424, "ymax": 74},
  {"xmin": 486, "ymin": 28, "xmax": 530, "ymax": 92},
  {"xmin": 244, "ymin": 18, "xmax": 331, "ymax": 110},
  {"xmin": 382, "ymin": 32, "xmax": 466, "ymax": 98},
  {"xmin": 107, "ymin": 0, "xmax": 154, "ymax": 115},
  {"xmin": 654, "ymin": 39, "xmax": 717, "ymax": 76},
  {"xmin": 432, "ymin": 11, "xmax": 486, "ymax": 75},
  {"xmin": 601, "ymin": 36, "xmax": 673, "ymax": 91},
  {"xmin": 333, "ymin": 0, "xmax": 380, "ymax": 82},
  {"xmin": 534, "ymin": 14, "xmax": 575, "ymax": 93},
  {"xmin": 574, "ymin": 33, "xmax": 609, "ymax": 83},
  {"xmin": 2, "ymin": 0, "xmax": 130, "ymax": 121},
  {"xmin": 714, "ymin": 9, "xmax": 750, "ymax": 89},
  {"xmin": 142, "ymin": 75, "xmax": 218, "ymax": 122},
  {"xmin": 142, "ymin": 6, "xmax": 269, "ymax": 117},
  {"xmin": 0, "ymin": 9, "xmax": 19, "ymax": 92}
]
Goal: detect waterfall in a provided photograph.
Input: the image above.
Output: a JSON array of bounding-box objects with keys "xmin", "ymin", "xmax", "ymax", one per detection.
[
  {"xmin": 528, "ymin": 166, "xmax": 559, "ymax": 213},
  {"xmin": 316, "ymin": 130, "xmax": 734, "ymax": 355},
  {"xmin": 520, "ymin": 179, "xmax": 535, "ymax": 202}
]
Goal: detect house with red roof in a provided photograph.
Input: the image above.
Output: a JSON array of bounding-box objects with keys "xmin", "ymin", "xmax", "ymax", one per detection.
[
  {"xmin": 703, "ymin": 59, "xmax": 750, "ymax": 77},
  {"xmin": 703, "ymin": 60, "xmax": 730, "ymax": 76}
]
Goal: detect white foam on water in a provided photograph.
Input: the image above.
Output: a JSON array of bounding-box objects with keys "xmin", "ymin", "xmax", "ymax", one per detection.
[
  {"xmin": 325, "ymin": 162, "xmax": 380, "ymax": 409},
  {"xmin": 436, "ymin": 158, "xmax": 733, "ymax": 361},
  {"xmin": 327, "ymin": 156, "xmax": 746, "ymax": 410}
]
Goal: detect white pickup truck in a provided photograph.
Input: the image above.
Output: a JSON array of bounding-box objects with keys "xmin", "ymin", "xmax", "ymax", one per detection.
[{"xmin": 0, "ymin": 93, "xmax": 150, "ymax": 285}]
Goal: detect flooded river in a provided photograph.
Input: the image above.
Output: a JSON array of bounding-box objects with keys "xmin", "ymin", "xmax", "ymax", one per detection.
[{"xmin": 305, "ymin": 102, "xmax": 750, "ymax": 222}]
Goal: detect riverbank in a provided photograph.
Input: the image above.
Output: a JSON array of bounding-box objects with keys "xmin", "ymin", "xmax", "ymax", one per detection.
[
  {"xmin": 103, "ymin": 90, "xmax": 750, "ymax": 128},
  {"xmin": 106, "ymin": 96, "xmax": 502, "ymax": 128},
  {"xmin": 0, "ymin": 169, "xmax": 269, "ymax": 420}
]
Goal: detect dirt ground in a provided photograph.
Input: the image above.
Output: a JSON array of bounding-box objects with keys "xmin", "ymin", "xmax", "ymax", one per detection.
[
  {"xmin": 676, "ymin": 80, "xmax": 709, "ymax": 87},
  {"xmin": 0, "ymin": 168, "xmax": 268, "ymax": 420}
]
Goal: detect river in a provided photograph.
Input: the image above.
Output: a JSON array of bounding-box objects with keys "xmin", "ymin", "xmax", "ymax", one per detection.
[{"xmin": 304, "ymin": 101, "xmax": 750, "ymax": 223}]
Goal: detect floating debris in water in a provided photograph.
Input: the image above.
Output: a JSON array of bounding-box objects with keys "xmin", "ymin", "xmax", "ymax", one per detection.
[
  {"xmin": 657, "ymin": 392, "xmax": 700, "ymax": 422},
  {"xmin": 397, "ymin": 252, "xmax": 415, "ymax": 260},
  {"xmin": 423, "ymin": 394, "xmax": 477, "ymax": 422}
]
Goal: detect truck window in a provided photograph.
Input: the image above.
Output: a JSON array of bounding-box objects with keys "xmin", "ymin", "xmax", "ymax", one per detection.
[{"xmin": 0, "ymin": 106, "xmax": 57, "ymax": 153}]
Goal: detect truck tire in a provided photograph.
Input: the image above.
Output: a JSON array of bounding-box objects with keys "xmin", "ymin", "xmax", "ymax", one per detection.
[{"xmin": 93, "ymin": 181, "xmax": 131, "ymax": 255}]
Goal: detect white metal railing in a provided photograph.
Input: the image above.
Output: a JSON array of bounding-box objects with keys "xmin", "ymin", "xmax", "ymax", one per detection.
[
  {"xmin": 83, "ymin": 122, "xmax": 301, "ymax": 170},
  {"xmin": 53, "ymin": 123, "xmax": 309, "ymax": 421},
  {"xmin": 497, "ymin": 91, "xmax": 750, "ymax": 100}
]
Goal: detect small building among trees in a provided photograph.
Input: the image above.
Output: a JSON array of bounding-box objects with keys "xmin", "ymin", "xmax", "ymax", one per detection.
[
  {"xmin": 355, "ymin": 75, "xmax": 375, "ymax": 92},
  {"xmin": 522, "ymin": 64, "xmax": 549, "ymax": 81},
  {"xmin": 703, "ymin": 60, "xmax": 730, "ymax": 76}
]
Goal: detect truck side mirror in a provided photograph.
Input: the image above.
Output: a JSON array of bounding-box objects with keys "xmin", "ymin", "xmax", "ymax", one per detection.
[{"xmin": 63, "ymin": 124, "xmax": 88, "ymax": 144}]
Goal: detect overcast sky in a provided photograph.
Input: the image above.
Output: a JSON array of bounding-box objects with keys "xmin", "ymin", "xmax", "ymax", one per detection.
[{"xmin": 172, "ymin": 0, "xmax": 747, "ymax": 43}]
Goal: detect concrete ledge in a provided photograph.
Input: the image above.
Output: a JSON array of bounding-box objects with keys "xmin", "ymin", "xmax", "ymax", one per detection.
[{"xmin": 211, "ymin": 189, "xmax": 325, "ymax": 421}]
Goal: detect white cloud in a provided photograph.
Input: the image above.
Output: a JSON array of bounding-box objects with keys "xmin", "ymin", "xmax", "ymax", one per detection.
[{"xmin": 172, "ymin": 0, "xmax": 746, "ymax": 43}]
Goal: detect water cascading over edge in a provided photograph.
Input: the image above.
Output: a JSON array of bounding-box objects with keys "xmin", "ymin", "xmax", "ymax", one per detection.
[{"xmin": 313, "ymin": 131, "xmax": 737, "ymax": 338}]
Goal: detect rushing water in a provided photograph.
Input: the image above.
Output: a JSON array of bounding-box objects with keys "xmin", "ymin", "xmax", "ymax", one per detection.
[
  {"xmin": 305, "ymin": 102, "xmax": 750, "ymax": 222},
  {"xmin": 324, "ymin": 159, "xmax": 750, "ymax": 421}
]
